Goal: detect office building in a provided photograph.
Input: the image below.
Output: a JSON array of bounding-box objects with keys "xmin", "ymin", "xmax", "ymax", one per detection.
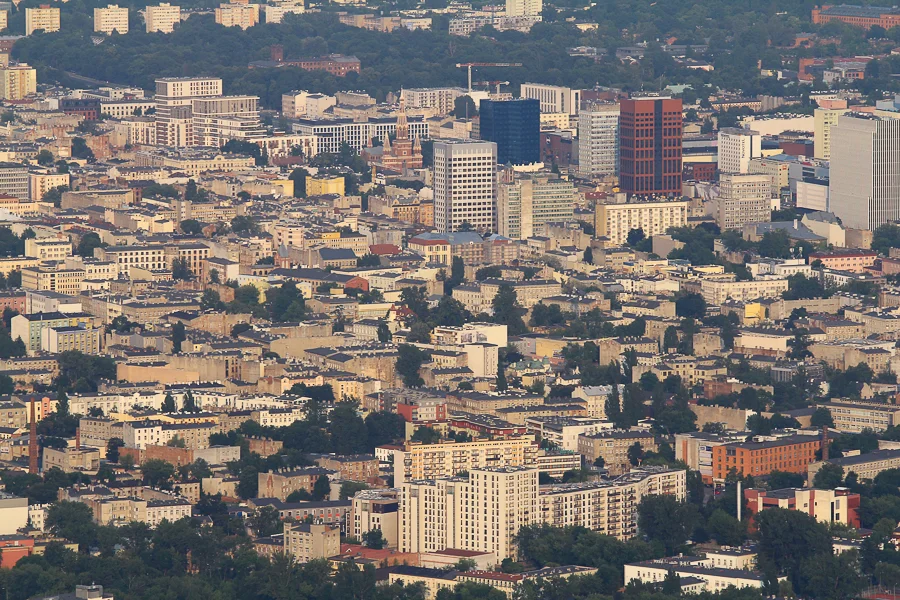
[
  {"xmin": 829, "ymin": 113, "xmax": 900, "ymax": 230},
  {"xmin": 191, "ymin": 95, "xmax": 263, "ymax": 146},
  {"xmin": 744, "ymin": 487, "xmax": 860, "ymax": 528},
  {"xmin": 520, "ymin": 83, "xmax": 579, "ymax": 115},
  {"xmin": 808, "ymin": 449, "xmax": 900, "ymax": 482},
  {"xmin": 215, "ymin": 2, "xmax": 259, "ymax": 29},
  {"xmin": 0, "ymin": 162, "xmax": 28, "ymax": 199},
  {"xmin": 154, "ymin": 77, "xmax": 223, "ymax": 147},
  {"xmin": 593, "ymin": 195, "xmax": 689, "ymax": 246},
  {"xmin": 0, "ymin": 65, "xmax": 36, "ymax": 101},
  {"xmin": 506, "ymin": 0, "xmax": 541, "ymax": 16},
  {"xmin": 25, "ymin": 6, "xmax": 60, "ymax": 35},
  {"xmin": 619, "ymin": 95, "xmax": 682, "ymax": 196},
  {"xmin": 816, "ymin": 399, "xmax": 900, "ymax": 433},
  {"xmin": 496, "ymin": 168, "xmax": 576, "ymax": 239},
  {"xmin": 716, "ymin": 173, "xmax": 772, "ymax": 230},
  {"xmin": 718, "ymin": 128, "xmax": 761, "ymax": 174},
  {"xmin": 577, "ymin": 102, "xmax": 619, "ymax": 178},
  {"xmin": 144, "ymin": 3, "xmax": 182, "ymax": 33},
  {"xmin": 93, "ymin": 5, "xmax": 129, "ymax": 34},
  {"xmin": 401, "ymin": 87, "xmax": 467, "ymax": 116},
  {"xmin": 711, "ymin": 435, "xmax": 820, "ymax": 481},
  {"xmin": 293, "ymin": 117, "xmax": 429, "ymax": 154},
  {"xmin": 433, "ymin": 140, "xmax": 497, "ymax": 233},
  {"xmin": 478, "ymin": 99, "xmax": 540, "ymax": 166},
  {"xmin": 399, "ymin": 467, "xmax": 539, "ymax": 559},
  {"xmin": 814, "ymin": 106, "xmax": 848, "ymax": 160}
]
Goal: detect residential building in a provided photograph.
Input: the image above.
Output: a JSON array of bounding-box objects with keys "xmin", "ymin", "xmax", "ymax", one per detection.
[
  {"xmin": 283, "ymin": 522, "xmax": 340, "ymax": 563},
  {"xmin": 257, "ymin": 467, "xmax": 335, "ymax": 501},
  {"xmin": 625, "ymin": 558, "xmax": 772, "ymax": 592},
  {"xmin": 192, "ymin": 95, "xmax": 263, "ymax": 146},
  {"xmin": 577, "ymin": 102, "xmax": 619, "ymax": 178},
  {"xmin": 215, "ymin": 1, "xmax": 259, "ymax": 28},
  {"xmin": 829, "ymin": 113, "xmax": 900, "ymax": 230},
  {"xmin": 144, "ymin": 3, "xmax": 182, "ymax": 33},
  {"xmin": 520, "ymin": 83, "xmax": 579, "ymax": 115},
  {"xmin": 716, "ymin": 173, "xmax": 772, "ymax": 230},
  {"xmin": 699, "ymin": 277, "xmax": 789, "ymax": 305},
  {"xmin": 29, "ymin": 172, "xmax": 70, "ymax": 201},
  {"xmin": 0, "ymin": 163, "xmax": 28, "ymax": 199},
  {"xmin": 619, "ymin": 95, "xmax": 682, "ymax": 196},
  {"xmin": 506, "ymin": 0, "xmax": 541, "ymax": 16},
  {"xmin": 808, "ymin": 449, "xmax": 900, "ymax": 482},
  {"xmin": 399, "ymin": 467, "xmax": 540, "ymax": 559},
  {"xmin": 478, "ymin": 99, "xmax": 540, "ymax": 166},
  {"xmin": 814, "ymin": 105, "xmax": 848, "ymax": 160},
  {"xmin": 524, "ymin": 416, "xmax": 610, "ymax": 452},
  {"xmin": 43, "ymin": 446, "xmax": 101, "ymax": 473},
  {"xmin": 496, "ymin": 169, "xmax": 576, "ymax": 240},
  {"xmin": 816, "ymin": 400, "xmax": 900, "ymax": 433},
  {"xmin": 154, "ymin": 77, "xmax": 223, "ymax": 147},
  {"xmin": 433, "ymin": 140, "xmax": 497, "ymax": 233},
  {"xmin": 711, "ymin": 435, "xmax": 820, "ymax": 481},
  {"xmin": 41, "ymin": 325, "xmax": 102, "ymax": 355},
  {"xmin": 401, "ymin": 87, "xmax": 467, "ymax": 115},
  {"xmin": 350, "ymin": 489, "xmax": 399, "ymax": 547},
  {"xmin": 0, "ymin": 493, "xmax": 27, "ymax": 534},
  {"xmin": 593, "ymin": 195, "xmax": 689, "ymax": 246},
  {"xmin": 0, "ymin": 65, "xmax": 37, "ymax": 101},
  {"xmin": 744, "ymin": 487, "xmax": 860, "ymax": 528},
  {"xmin": 807, "ymin": 249, "xmax": 877, "ymax": 273},
  {"xmin": 11, "ymin": 312, "xmax": 98, "ymax": 355},
  {"xmin": 25, "ymin": 5, "xmax": 60, "ymax": 35},
  {"xmin": 577, "ymin": 430, "xmax": 658, "ymax": 475},
  {"xmin": 293, "ymin": 117, "xmax": 428, "ymax": 154},
  {"xmin": 717, "ymin": 128, "xmax": 761, "ymax": 174},
  {"xmin": 306, "ymin": 175, "xmax": 345, "ymax": 196},
  {"xmin": 94, "ymin": 5, "xmax": 129, "ymax": 34},
  {"xmin": 811, "ymin": 5, "xmax": 900, "ymax": 30}
]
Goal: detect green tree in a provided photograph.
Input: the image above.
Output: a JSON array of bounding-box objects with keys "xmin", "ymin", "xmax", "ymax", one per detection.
[
  {"xmin": 663, "ymin": 326, "xmax": 679, "ymax": 351},
  {"xmin": 141, "ymin": 459, "xmax": 175, "ymax": 488},
  {"xmin": 161, "ymin": 392, "xmax": 176, "ymax": 413},
  {"xmin": 810, "ymin": 407, "xmax": 834, "ymax": 428},
  {"xmin": 312, "ymin": 475, "xmax": 331, "ymax": 501},
  {"xmin": 707, "ymin": 508, "xmax": 747, "ymax": 547},
  {"xmin": 362, "ymin": 528, "xmax": 386, "ymax": 549},
  {"xmin": 180, "ymin": 219, "xmax": 203, "ymax": 235},
  {"xmin": 583, "ymin": 246, "xmax": 593, "ymax": 264},
  {"xmin": 675, "ymin": 293, "xmax": 706, "ymax": 319},
  {"xmin": 637, "ymin": 495, "xmax": 700, "ymax": 554},
  {"xmin": 171, "ymin": 322, "xmax": 186, "ymax": 353},
  {"xmin": 76, "ymin": 232, "xmax": 106, "ymax": 258},
  {"xmin": 411, "ymin": 426, "xmax": 441, "ymax": 444},
  {"xmin": 492, "ymin": 284, "xmax": 527, "ymax": 335},
  {"xmin": 756, "ymin": 507, "xmax": 833, "ymax": 589},
  {"xmin": 397, "ymin": 344, "xmax": 427, "ymax": 387},
  {"xmin": 171, "ymin": 257, "xmax": 192, "ymax": 280},
  {"xmin": 106, "ymin": 437, "xmax": 124, "ymax": 462},
  {"xmin": 813, "ymin": 463, "xmax": 845, "ymax": 489},
  {"xmin": 377, "ymin": 320, "xmax": 392, "ymax": 343}
]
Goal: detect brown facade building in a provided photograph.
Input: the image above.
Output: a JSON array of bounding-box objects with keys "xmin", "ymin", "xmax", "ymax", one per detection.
[{"xmin": 619, "ymin": 95, "xmax": 683, "ymax": 196}]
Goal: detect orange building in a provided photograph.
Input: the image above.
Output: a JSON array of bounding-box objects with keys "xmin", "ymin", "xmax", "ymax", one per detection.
[
  {"xmin": 711, "ymin": 435, "xmax": 821, "ymax": 481},
  {"xmin": 809, "ymin": 249, "xmax": 878, "ymax": 273},
  {"xmin": 812, "ymin": 5, "xmax": 900, "ymax": 30}
]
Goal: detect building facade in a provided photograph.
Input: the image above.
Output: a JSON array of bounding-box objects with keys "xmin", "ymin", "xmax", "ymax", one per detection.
[
  {"xmin": 478, "ymin": 99, "xmax": 540, "ymax": 166},
  {"xmin": 433, "ymin": 140, "xmax": 497, "ymax": 233},
  {"xmin": 619, "ymin": 95, "xmax": 683, "ymax": 196}
]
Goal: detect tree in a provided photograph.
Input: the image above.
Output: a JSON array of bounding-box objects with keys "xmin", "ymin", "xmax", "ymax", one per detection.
[
  {"xmin": 583, "ymin": 246, "xmax": 593, "ymax": 264},
  {"xmin": 289, "ymin": 167, "xmax": 309, "ymax": 197},
  {"xmin": 172, "ymin": 257, "xmax": 192, "ymax": 280},
  {"xmin": 397, "ymin": 344, "xmax": 427, "ymax": 387},
  {"xmin": 663, "ymin": 326, "xmax": 679, "ymax": 351},
  {"xmin": 453, "ymin": 96, "xmax": 477, "ymax": 118},
  {"xmin": 707, "ymin": 509, "xmax": 747, "ymax": 547},
  {"xmin": 171, "ymin": 322, "xmax": 186, "ymax": 353},
  {"xmin": 433, "ymin": 296, "xmax": 471, "ymax": 327},
  {"xmin": 231, "ymin": 215, "xmax": 260, "ymax": 235},
  {"xmin": 249, "ymin": 506, "xmax": 281, "ymax": 537},
  {"xmin": 365, "ymin": 411, "xmax": 405, "ymax": 448},
  {"xmin": 813, "ymin": 463, "xmax": 845, "ymax": 489},
  {"xmin": 141, "ymin": 459, "xmax": 175, "ymax": 488},
  {"xmin": 411, "ymin": 426, "xmax": 441, "ymax": 444},
  {"xmin": 362, "ymin": 528, "xmax": 386, "ymax": 549},
  {"xmin": 201, "ymin": 289, "xmax": 222, "ymax": 311},
  {"xmin": 36, "ymin": 149, "xmax": 54, "ymax": 166},
  {"xmin": 637, "ymin": 495, "xmax": 700, "ymax": 554},
  {"xmin": 627, "ymin": 442, "xmax": 645, "ymax": 466},
  {"xmin": 376, "ymin": 321, "xmax": 392, "ymax": 343},
  {"xmin": 180, "ymin": 219, "xmax": 203, "ymax": 235},
  {"xmin": 106, "ymin": 437, "xmax": 124, "ymax": 462},
  {"xmin": 182, "ymin": 390, "xmax": 198, "ymax": 413},
  {"xmin": 755, "ymin": 508, "xmax": 833, "ymax": 588},
  {"xmin": 400, "ymin": 286, "xmax": 429, "ymax": 320},
  {"xmin": 76, "ymin": 232, "xmax": 105, "ymax": 258},
  {"xmin": 161, "ymin": 392, "xmax": 176, "ymax": 413},
  {"xmin": 339, "ymin": 481, "xmax": 368, "ymax": 500},
  {"xmin": 675, "ymin": 293, "xmax": 706, "ymax": 319},
  {"xmin": 767, "ymin": 470, "xmax": 804, "ymax": 490},
  {"xmin": 787, "ymin": 328, "xmax": 812, "ymax": 359},
  {"xmin": 492, "ymin": 284, "xmax": 527, "ymax": 335},
  {"xmin": 357, "ymin": 253, "xmax": 381, "ymax": 267},
  {"xmin": 810, "ymin": 407, "xmax": 834, "ymax": 428},
  {"xmin": 46, "ymin": 501, "xmax": 97, "ymax": 549},
  {"xmin": 407, "ymin": 321, "xmax": 432, "ymax": 343},
  {"xmin": 627, "ymin": 228, "xmax": 646, "ymax": 246},
  {"xmin": 312, "ymin": 475, "xmax": 331, "ymax": 501}
]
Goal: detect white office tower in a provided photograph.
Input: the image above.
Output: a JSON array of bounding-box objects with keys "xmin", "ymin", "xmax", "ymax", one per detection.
[
  {"xmin": 506, "ymin": 0, "xmax": 541, "ymax": 16},
  {"xmin": 716, "ymin": 173, "xmax": 772, "ymax": 230},
  {"xmin": 192, "ymin": 96, "xmax": 263, "ymax": 147},
  {"xmin": 520, "ymin": 83, "xmax": 580, "ymax": 115},
  {"xmin": 155, "ymin": 77, "xmax": 223, "ymax": 148},
  {"xmin": 497, "ymin": 168, "xmax": 576, "ymax": 239},
  {"xmin": 400, "ymin": 467, "xmax": 539, "ymax": 559},
  {"xmin": 577, "ymin": 102, "xmax": 619, "ymax": 179},
  {"xmin": 830, "ymin": 114, "xmax": 900, "ymax": 230},
  {"xmin": 717, "ymin": 127, "xmax": 761, "ymax": 174},
  {"xmin": 433, "ymin": 140, "xmax": 497, "ymax": 233}
]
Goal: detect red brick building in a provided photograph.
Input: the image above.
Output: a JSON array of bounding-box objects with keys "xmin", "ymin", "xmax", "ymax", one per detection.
[
  {"xmin": 619, "ymin": 95, "xmax": 683, "ymax": 196},
  {"xmin": 812, "ymin": 5, "xmax": 900, "ymax": 30},
  {"xmin": 712, "ymin": 435, "xmax": 821, "ymax": 481}
]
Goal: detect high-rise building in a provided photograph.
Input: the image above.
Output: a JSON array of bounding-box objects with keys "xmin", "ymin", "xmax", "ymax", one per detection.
[
  {"xmin": 478, "ymin": 98, "xmax": 540, "ymax": 166},
  {"xmin": 577, "ymin": 101, "xmax": 619, "ymax": 179},
  {"xmin": 399, "ymin": 467, "xmax": 540, "ymax": 559},
  {"xmin": 814, "ymin": 105, "xmax": 849, "ymax": 160},
  {"xmin": 144, "ymin": 3, "xmax": 181, "ymax": 33},
  {"xmin": 593, "ymin": 195, "xmax": 689, "ymax": 246},
  {"xmin": 716, "ymin": 173, "xmax": 772, "ymax": 230},
  {"xmin": 520, "ymin": 83, "xmax": 580, "ymax": 115},
  {"xmin": 0, "ymin": 65, "xmax": 37, "ymax": 101},
  {"xmin": 717, "ymin": 127, "xmax": 761, "ymax": 174},
  {"xmin": 830, "ymin": 113, "xmax": 900, "ymax": 230},
  {"xmin": 619, "ymin": 95, "xmax": 683, "ymax": 196},
  {"xmin": 192, "ymin": 95, "xmax": 263, "ymax": 146},
  {"xmin": 497, "ymin": 168, "xmax": 576, "ymax": 240},
  {"xmin": 25, "ymin": 6, "xmax": 60, "ymax": 35},
  {"xmin": 154, "ymin": 77, "xmax": 223, "ymax": 148},
  {"xmin": 215, "ymin": 2, "xmax": 259, "ymax": 29},
  {"xmin": 433, "ymin": 140, "xmax": 497, "ymax": 233},
  {"xmin": 401, "ymin": 87, "xmax": 467, "ymax": 116},
  {"xmin": 0, "ymin": 163, "xmax": 28, "ymax": 199},
  {"xmin": 93, "ymin": 5, "xmax": 129, "ymax": 34},
  {"xmin": 505, "ymin": 0, "xmax": 541, "ymax": 16}
]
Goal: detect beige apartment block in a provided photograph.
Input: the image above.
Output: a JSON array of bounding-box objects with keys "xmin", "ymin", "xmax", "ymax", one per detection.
[
  {"xmin": 716, "ymin": 173, "xmax": 772, "ymax": 230},
  {"xmin": 215, "ymin": 2, "xmax": 259, "ymax": 29},
  {"xmin": 577, "ymin": 429, "xmax": 658, "ymax": 475},
  {"xmin": 25, "ymin": 6, "xmax": 60, "ymax": 35},
  {"xmin": 284, "ymin": 522, "xmax": 340, "ymax": 563},
  {"xmin": 94, "ymin": 4, "xmax": 129, "ymax": 34},
  {"xmin": 0, "ymin": 64, "xmax": 37, "ymax": 100},
  {"xmin": 594, "ymin": 197, "xmax": 689, "ymax": 246},
  {"xmin": 144, "ymin": 3, "xmax": 181, "ymax": 32}
]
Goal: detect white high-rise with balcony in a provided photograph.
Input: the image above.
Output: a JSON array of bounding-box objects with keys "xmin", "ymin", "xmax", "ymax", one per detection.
[
  {"xmin": 577, "ymin": 101, "xmax": 619, "ymax": 179},
  {"xmin": 433, "ymin": 140, "xmax": 497, "ymax": 233},
  {"xmin": 718, "ymin": 127, "xmax": 761, "ymax": 174}
]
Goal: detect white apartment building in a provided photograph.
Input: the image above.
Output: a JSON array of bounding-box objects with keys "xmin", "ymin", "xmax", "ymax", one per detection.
[
  {"xmin": 715, "ymin": 173, "xmax": 772, "ymax": 230},
  {"xmin": 497, "ymin": 169, "xmax": 576, "ymax": 239},
  {"xmin": 717, "ymin": 128, "xmax": 761, "ymax": 174},
  {"xmin": 814, "ymin": 106, "xmax": 848, "ymax": 160},
  {"xmin": 215, "ymin": 2, "xmax": 259, "ymax": 29},
  {"xmin": 144, "ymin": 3, "xmax": 182, "ymax": 33},
  {"xmin": 830, "ymin": 113, "xmax": 900, "ymax": 230},
  {"xmin": 192, "ymin": 95, "xmax": 264, "ymax": 146},
  {"xmin": 350, "ymin": 489, "xmax": 399, "ymax": 547},
  {"xmin": 386, "ymin": 437, "xmax": 538, "ymax": 486},
  {"xmin": 577, "ymin": 102, "xmax": 619, "ymax": 178},
  {"xmin": 25, "ymin": 6, "xmax": 60, "ymax": 35},
  {"xmin": 523, "ymin": 416, "xmax": 610, "ymax": 451},
  {"xmin": 625, "ymin": 559, "xmax": 770, "ymax": 593},
  {"xmin": 401, "ymin": 87, "xmax": 467, "ymax": 116},
  {"xmin": 400, "ymin": 467, "xmax": 540, "ymax": 559},
  {"xmin": 520, "ymin": 83, "xmax": 580, "ymax": 115},
  {"xmin": 433, "ymin": 139, "xmax": 497, "ymax": 233},
  {"xmin": 282, "ymin": 90, "xmax": 309, "ymax": 118},
  {"xmin": 154, "ymin": 76, "xmax": 223, "ymax": 147},
  {"xmin": 94, "ymin": 5, "xmax": 129, "ymax": 34},
  {"xmin": 263, "ymin": 3, "xmax": 305, "ymax": 23},
  {"xmin": 594, "ymin": 196, "xmax": 689, "ymax": 246},
  {"xmin": 506, "ymin": 0, "xmax": 541, "ymax": 16},
  {"xmin": 293, "ymin": 117, "xmax": 429, "ymax": 154}
]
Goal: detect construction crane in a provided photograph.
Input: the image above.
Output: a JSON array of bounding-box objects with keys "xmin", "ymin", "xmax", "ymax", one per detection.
[
  {"xmin": 456, "ymin": 63, "xmax": 522, "ymax": 92},
  {"xmin": 473, "ymin": 80, "xmax": 510, "ymax": 95}
]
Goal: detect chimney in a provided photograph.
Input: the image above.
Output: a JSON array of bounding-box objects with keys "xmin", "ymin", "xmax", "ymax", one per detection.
[
  {"xmin": 821, "ymin": 426, "xmax": 829, "ymax": 461},
  {"xmin": 28, "ymin": 398, "xmax": 37, "ymax": 475},
  {"xmin": 75, "ymin": 427, "xmax": 81, "ymax": 451}
]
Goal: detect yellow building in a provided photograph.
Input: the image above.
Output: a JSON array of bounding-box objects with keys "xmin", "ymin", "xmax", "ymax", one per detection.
[
  {"xmin": 94, "ymin": 4, "xmax": 129, "ymax": 34},
  {"xmin": 0, "ymin": 65, "xmax": 37, "ymax": 100},
  {"xmin": 594, "ymin": 196, "xmax": 689, "ymax": 246},
  {"xmin": 306, "ymin": 174, "xmax": 345, "ymax": 196},
  {"xmin": 214, "ymin": 2, "xmax": 259, "ymax": 29},
  {"xmin": 29, "ymin": 172, "xmax": 69, "ymax": 201},
  {"xmin": 25, "ymin": 6, "xmax": 60, "ymax": 35},
  {"xmin": 144, "ymin": 3, "xmax": 181, "ymax": 32}
]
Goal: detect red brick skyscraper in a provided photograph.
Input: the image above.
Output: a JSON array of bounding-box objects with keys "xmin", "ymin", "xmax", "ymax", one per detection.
[{"xmin": 619, "ymin": 95, "xmax": 683, "ymax": 196}]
